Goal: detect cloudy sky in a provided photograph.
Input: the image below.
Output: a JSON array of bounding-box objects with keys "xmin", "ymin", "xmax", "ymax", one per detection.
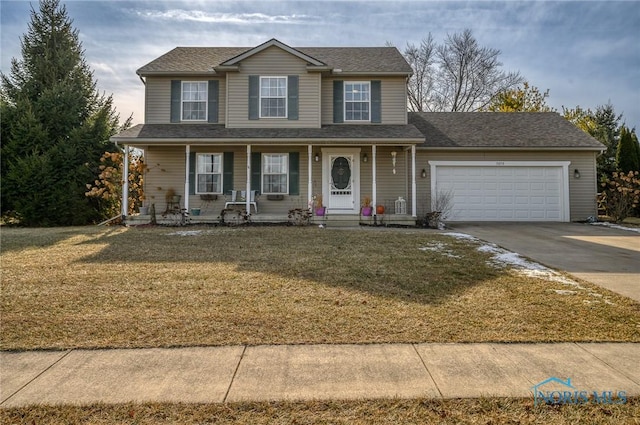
[{"xmin": 2, "ymin": 0, "xmax": 639, "ymax": 128}]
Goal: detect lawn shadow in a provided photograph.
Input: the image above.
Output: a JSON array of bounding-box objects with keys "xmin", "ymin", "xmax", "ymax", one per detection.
[{"xmin": 73, "ymin": 226, "xmax": 502, "ymax": 306}]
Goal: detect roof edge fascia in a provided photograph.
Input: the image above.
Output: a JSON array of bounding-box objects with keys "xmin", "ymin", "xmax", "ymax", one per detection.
[
  {"xmin": 220, "ymin": 38, "xmax": 326, "ymax": 66},
  {"xmin": 111, "ymin": 137, "xmax": 424, "ymax": 145},
  {"xmin": 418, "ymin": 146, "xmax": 605, "ymax": 152}
]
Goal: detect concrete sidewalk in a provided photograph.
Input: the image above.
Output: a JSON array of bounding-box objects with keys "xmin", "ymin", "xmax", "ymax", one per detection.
[{"xmin": 2, "ymin": 343, "xmax": 639, "ymax": 407}]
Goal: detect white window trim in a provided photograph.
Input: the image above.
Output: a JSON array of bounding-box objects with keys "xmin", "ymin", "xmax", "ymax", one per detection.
[
  {"xmin": 261, "ymin": 153, "xmax": 289, "ymax": 195},
  {"xmin": 195, "ymin": 153, "xmax": 223, "ymax": 194},
  {"xmin": 181, "ymin": 81, "xmax": 208, "ymax": 122},
  {"xmin": 259, "ymin": 76, "xmax": 287, "ymax": 119},
  {"xmin": 344, "ymin": 81, "xmax": 371, "ymax": 122}
]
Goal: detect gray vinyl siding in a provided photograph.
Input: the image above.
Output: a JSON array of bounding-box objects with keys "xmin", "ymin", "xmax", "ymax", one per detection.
[
  {"xmin": 417, "ymin": 150, "xmax": 599, "ymax": 221},
  {"xmin": 321, "ymin": 77, "xmax": 408, "ymax": 125},
  {"xmin": 226, "ymin": 46, "xmax": 321, "ymax": 128},
  {"xmin": 143, "ymin": 146, "xmax": 186, "ymax": 212},
  {"xmin": 145, "ymin": 77, "xmax": 226, "ymax": 124},
  {"xmin": 143, "ymin": 145, "xmax": 310, "ymax": 215}
]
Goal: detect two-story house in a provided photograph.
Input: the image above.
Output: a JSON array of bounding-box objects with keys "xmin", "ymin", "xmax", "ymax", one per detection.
[{"xmin": 112, "ymin": 38, "xmax": 604, "ymax": 224}]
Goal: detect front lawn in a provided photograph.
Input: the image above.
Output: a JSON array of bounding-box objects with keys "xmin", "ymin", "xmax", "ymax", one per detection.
[{"xmin": 1, "ymin": 226, "xmax": 639, "ymax": 350}]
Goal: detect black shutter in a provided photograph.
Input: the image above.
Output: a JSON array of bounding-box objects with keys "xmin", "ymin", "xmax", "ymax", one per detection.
[
  {"xmin": 208, "ymin": 80, "xmax": 219, "ymax": 123},
  {"xmin": 189, "ymin": 152, "xmax": 196, "ymax": 195},
  {"xmin": 289, "ymin": 152, "xmax": 299, "ymax": 195},
  {"xmin": 333, "ymin": 80, "xmax": 343, "ymax": 123},
  {"xmin": 223, "ymin": 152, "xmax": 234, "ymax": 194},
  {"xmin": 288, "ymin": 75, "xmax": 298, "ymax": 120},
  {"xmin": 170, "ymin": 80, "xmax": 181, "ymax": 123},
  {"xmin": 248, "ymin": 76, "xmax": 259, "ymax": 120},
  {"xmin": 251, "ymin": 152, "xmax": 261, "ymax": 192},
  {"xmin": 371, "ymin": 80, "xmax": 381, "ymax": 123}
]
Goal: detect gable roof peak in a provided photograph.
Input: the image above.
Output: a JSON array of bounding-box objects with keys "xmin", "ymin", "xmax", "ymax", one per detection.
[{"xmin": 220, "ymin": 38, "xmax": 326, "ymax": 67}]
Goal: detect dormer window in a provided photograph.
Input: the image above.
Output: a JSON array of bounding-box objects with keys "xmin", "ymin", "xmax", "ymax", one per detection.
[
  {"xmin": 345, "ymin": 82, "xmax": 370, "ymax": 121},
  {"xmin": 260, "ymin": 77, "xmax": 287, "ymax": 118},
  {"xmin": 182, "ymin": 82, "xmax": 208, "ymax": 121}
]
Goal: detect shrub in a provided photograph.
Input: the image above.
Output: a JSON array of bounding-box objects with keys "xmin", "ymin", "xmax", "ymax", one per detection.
[{"xmin": 599, "ymin": 171, "xmax": 640, "ymax": 222}]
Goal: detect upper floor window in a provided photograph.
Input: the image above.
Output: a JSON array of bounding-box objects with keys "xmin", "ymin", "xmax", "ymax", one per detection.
[
  {"xmin": 182, "ymin": 82, "xmax": 208, "ymax": 121},
  {"xmin": 196, "ymin": 153, "xmax": 222, "ymax": 193},
  {"xmin": 344, "ymin": 82, "xmax": 370, "ymax": 121},
  {"xmin": 262, "ymin": 153, "xmax": 288, "ymax": 194},
  {"xmin": 260, "ymin": 77, "xmax": 287, "ymax": 118}
]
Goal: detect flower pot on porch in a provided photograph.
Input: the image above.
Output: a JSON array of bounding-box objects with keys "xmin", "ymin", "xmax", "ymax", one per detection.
[
  {"xmin": 190, "ymin": 208, "xmax": 201, "ymax": 216},
  {"xmin": 315, "ymin": 207, "xmax": 326, "ymax": 216},
  {"xmin": 139, "ymin": 206, "xmax": 149, "ymax": 215},
  {"xmin": 376, "ymin": 205, "xmax": 385, "ymax": 215},
  {"xmin": 361, "ymin": 206, "xmax": 373, "ymax": 216}
]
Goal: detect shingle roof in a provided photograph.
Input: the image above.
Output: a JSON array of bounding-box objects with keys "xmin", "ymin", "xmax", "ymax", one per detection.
[
  {"xmin": 409, "ymin": 112, "xmax": 605, "ymax": 150},
  {"xmin": 112, "ymin": 124, "xmax": 425, "ymax": 145},
  {"xmin": 137, "ymin": 46, "xmax": 412, "ymax": 75}
]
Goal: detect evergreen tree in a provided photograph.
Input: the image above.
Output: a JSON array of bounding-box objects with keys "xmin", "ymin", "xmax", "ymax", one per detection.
[
  {"xmin": 617, "ymin": 126, "xmax": 640, "ymax": 172},
  {"xmin": 1, "ymin": 0, "xmax": 128, "ymax": 225}
]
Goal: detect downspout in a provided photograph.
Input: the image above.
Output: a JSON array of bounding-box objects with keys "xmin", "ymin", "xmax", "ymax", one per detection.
[
  {"xmin": 372, "ymin": 145, "xmax": 377, "ymax": 218},
  {"xmin": 308, "ymin": 145, "xmax": 313, "ymax": 210},
  {"xmin": 246, "ymin": 145, "xmax": 252, "ymax": 213},
  {"xmin": 184, "ymin": 145, "xmax": 190, "ymax": 211},
  {"xmin": 411, "ymin": 145, "xmax": 417, "ymax": 218},
  {"xmin": 122, "ymin": 145, "xmax": 129, "ymax": 217}
]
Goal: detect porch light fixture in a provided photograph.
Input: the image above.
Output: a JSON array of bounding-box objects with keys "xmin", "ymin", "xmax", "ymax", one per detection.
[
  {"xmin": 314, "ymin": 153, "xmax": 320, "ymax": 162},
  {"xmin": 391, "ymin": 151, "xmax": 397, "ymax": 174},
  {"xmin": 362, "ymin": 153, "xmax": 368, "ymax": 163},
  {"xmin": 574, "ymin": 169, "xmax": 581, "ymax": 179},
  {"xmin": 421, "ymin": 168, "xmax": 427, "ymax": 178}
]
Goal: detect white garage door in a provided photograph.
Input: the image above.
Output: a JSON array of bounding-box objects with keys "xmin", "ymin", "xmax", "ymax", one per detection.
[{"xmin": 431, "ymin": 162, "xmax": 569, "ymax": 222}]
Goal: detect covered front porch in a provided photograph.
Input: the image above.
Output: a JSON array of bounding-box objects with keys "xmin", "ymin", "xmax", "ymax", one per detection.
[
  {"xmin": 113, "ymin": 123, "xmax": 426, "ymax": 226},
  {"xmin": 122, "ymin": 142, "xmax": 420, "ymax": 226}
]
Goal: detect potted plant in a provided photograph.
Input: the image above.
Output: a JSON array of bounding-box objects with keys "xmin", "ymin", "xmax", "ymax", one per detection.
[
  {"xmin": 361, "ymin": 196, "xmax": 373, "ymax": 216},
  {"xmin": 314, "ymin": 194, "xmax": 326, "ymax": 216}
]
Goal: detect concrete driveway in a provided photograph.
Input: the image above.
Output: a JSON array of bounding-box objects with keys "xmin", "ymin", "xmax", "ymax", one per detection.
[{"xmin": 448, "ymin": 223, "xmax": 640, "ymax": 303}]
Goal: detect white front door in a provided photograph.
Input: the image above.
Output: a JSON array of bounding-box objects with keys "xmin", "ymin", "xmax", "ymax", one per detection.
[{"xmin": 322, "ymin": 148, "xmax": 360, "ymax": 214}]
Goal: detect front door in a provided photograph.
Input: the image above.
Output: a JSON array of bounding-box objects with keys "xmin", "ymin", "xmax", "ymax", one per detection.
[{"xmin": 322, "ymin": 148, "xmax": 360, "ymax": 213}]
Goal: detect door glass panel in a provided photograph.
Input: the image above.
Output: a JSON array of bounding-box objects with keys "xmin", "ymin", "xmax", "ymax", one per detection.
[{"xmin": 331, "ymin": 156, "xmax": 351, "ymax": 193}]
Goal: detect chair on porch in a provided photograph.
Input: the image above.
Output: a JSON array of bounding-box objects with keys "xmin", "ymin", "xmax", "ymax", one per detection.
[{"xmin": 224, "ymin": 190, "xmax": 258, "ymax": 213}]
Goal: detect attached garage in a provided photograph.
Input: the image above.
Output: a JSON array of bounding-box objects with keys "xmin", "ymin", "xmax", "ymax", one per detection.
[{"xmin": 429, "ymin": 161, "xmax": 570, "ymax": 222}]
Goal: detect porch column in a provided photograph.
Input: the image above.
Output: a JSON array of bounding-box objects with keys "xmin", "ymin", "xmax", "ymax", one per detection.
[
  {"xmin": 372, "ymin": 145, "xmax": 377, "ymax": 215},
  {"xmin": 411, "ymin": 144, "xmax": 417, "ymax": 217},
  {"xmin": 308, "ymin": 145, "xmax": 313, "ymax": 209},
  {"xmin": 246, "ymin": 145, "xmax": 252, "ymax": 213},
  {"xmin": 122, "ymin": 145, "xmax": 129, "ymax": 217},
  {"xmin": 184, "ymin": 145, "xmax": 190, "ymax": 211}
]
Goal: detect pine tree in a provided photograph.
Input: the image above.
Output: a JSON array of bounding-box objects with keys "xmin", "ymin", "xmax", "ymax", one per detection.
[
  {"xmin": 617, "ymin": 126, "xmax": 640, "ymax": 172},
  {"xmin": 1, "ymin": 0, "xmax": 128, "ymax": 225}
]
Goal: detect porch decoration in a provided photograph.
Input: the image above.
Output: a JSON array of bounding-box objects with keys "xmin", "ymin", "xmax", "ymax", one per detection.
[
  {"xmin": 361, "ymin": 196, "xmax": 373, "ymax": 216},
  {"xmin": 313, "ymin": 194, "xmax": 326, "ymax": 216},
  {"xmin": 376, "ymin": 205, "xmax": 385, "ymax": 215},
  {"xmin": 391, "ymin": 151, "xmax": 397, "ymax": 174},
  {"xmin": 395, "ymin": 196, "xmax": 407, "ymax": 215}
]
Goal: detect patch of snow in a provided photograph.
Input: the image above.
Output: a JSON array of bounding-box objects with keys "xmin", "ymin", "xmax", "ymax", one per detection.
[
  {"xmin": 553, "ymin": 289, "xmax": 578, "ymax": 295},
  {"xmin": 443, "ymin": 232, "xmax": 478, "ymax": 241},
  {"xmin": 419, "ymin": 242, "xmax": 461, "ymax": 258},
  {"xmin": 591, "ymin": 222, "xmax": 640, "ymax": 234},
  {"xmin": 166, "ymin": 230, "xmax": 203, "ymax": 236}
]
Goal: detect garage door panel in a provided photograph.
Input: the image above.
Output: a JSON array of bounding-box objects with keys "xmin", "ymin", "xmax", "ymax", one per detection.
[{"xmin": 435, "ymin": 165, "xmax": 566, "ymax": 222}]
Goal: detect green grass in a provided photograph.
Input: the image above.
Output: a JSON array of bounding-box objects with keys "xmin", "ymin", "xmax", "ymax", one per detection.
[{"xmin": 2, "ymin": 226, "xmax": 639, "ymax": 350}]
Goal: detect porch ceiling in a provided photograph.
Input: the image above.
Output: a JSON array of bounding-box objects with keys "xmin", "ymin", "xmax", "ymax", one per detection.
[{"xmin": 111, "ymin": 124, "xmax": 425, "ymax": 146}]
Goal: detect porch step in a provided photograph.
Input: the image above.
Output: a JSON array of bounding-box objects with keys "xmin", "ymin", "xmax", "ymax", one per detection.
[
  {"xmin": 312, "ymin": 214, "xmax": 416, "ymax": 228},
  {"xmin": 124, "ymin": 213, "xmax": 416, "ymax": 227}
]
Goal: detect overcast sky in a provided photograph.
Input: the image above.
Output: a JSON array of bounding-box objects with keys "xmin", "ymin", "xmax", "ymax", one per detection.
[{"xmin": 2, "ymin": 0, "xmax": 639, "ymax": 129}]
